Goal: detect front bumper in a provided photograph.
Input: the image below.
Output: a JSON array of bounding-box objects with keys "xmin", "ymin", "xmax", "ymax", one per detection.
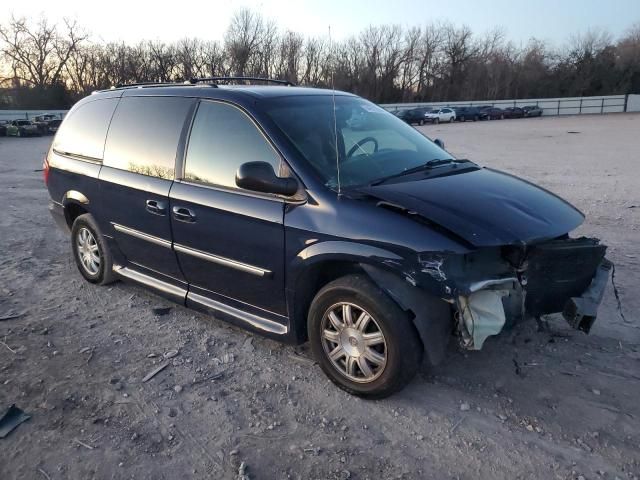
[
  {"xmin": 454, "ymin": 237, "xmax": 610, "ymax": 349},
  {"xmin": 562, "ymin": 259, "xmax": 612, "ymax": 333}
]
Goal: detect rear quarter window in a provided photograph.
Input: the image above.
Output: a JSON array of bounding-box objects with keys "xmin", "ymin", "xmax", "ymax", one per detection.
[
  {"xmin": 103, "ymin": 96, "xmax": 193, "ymax": 179},
  {"xmin": 53, "ymin": 98, "xmax": 119, "ymax": 160}
]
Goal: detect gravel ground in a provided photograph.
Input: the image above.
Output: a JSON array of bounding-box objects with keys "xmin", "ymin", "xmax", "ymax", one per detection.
[{"xmin": 0, "ymin": 114, "xmax": 639, "ymax": 480}]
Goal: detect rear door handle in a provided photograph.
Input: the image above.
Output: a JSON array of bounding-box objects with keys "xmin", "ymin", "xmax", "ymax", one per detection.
[
  {"xmin": 146, "ymin": 199, "xmax": 167, "ymax": 216},
  {"xmin": 172, "ymin": 206, "xmax": 196, "ymax": 223}
]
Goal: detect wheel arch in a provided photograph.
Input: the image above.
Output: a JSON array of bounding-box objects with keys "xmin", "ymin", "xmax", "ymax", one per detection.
[
  {"xmin": 62, "ymin": 190, "xmax": 90, "ymax": 228},
  {"xmin": 287, "ymin": 241, "xmax": 407, "ymax": 343}
]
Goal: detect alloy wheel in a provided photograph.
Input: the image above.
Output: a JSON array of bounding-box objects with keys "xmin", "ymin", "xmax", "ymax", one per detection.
[
  {"xmin": 320, "ymin": 302, "xmax": 387, "ymax": 383},
  {"xmin": 76, "ymin": 227, "xmax": 100, "ymax": 275}
]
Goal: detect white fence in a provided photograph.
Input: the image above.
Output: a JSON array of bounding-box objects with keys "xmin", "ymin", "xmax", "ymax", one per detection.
[
  {"xmin": 0, "ymin": 109, "xmax": 68, "ymax": 122},
  {"xmin": 381, "ymin": 94, "xmax": 640, "ymax": 115}
]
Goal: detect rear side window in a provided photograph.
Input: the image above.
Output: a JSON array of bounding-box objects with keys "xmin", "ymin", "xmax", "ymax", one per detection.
[
  {"xmin": 183, "ymin": 101, "xmax": 281, "ymax": 189},
  {"xmin": 103, "ymin": 97, "xmax": 193, "ymax": 179},
  {"xmin": 53, "ymin": 98, "xmax": 119, "ymax": 160}
]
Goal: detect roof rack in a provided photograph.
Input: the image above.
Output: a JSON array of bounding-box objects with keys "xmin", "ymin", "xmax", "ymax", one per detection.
[
  {"xmin": 189, "ymin": 76, "xmax": 296, "ymax": 86},
  {"xmin": 109, "ymin": 81, "xmax": 214, "ymax": 89}
]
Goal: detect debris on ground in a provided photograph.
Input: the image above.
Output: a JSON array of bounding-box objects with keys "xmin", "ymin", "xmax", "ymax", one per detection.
[
  {"xmin": 237, "ymin": 461, "xmax": 249, "ymax": 480},
  {"xmin": 0, "ymin": 405, "xmax": 31, "ymax": 438},
  {"xmin": 0, "ymin": 311, "xmax": 25, "ymax": 322},
  {"xmin": 142, "ymin": 362, "xmax": 170, "ymax": 383},
  {"xmin": 163, "ymin": 349, "xmax": 179, "ymax": 359},
  {"xmin": 287, "ymin": 353, "xmax": 316, "ymax": 366}
]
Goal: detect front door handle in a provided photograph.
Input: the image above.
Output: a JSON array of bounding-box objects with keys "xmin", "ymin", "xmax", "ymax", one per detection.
[
  {"xmin": 146, "ymin": 199, "xmax": 167, "ymax": 216},
  {"xmin": 172, "ymin": 206, "xmax": 196, "ymax": 223}
]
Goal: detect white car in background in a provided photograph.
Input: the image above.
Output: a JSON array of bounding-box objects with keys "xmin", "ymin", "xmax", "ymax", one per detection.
[{"xmin": 424, "ymin": 108, "xmax": 456, "ymax": 124}]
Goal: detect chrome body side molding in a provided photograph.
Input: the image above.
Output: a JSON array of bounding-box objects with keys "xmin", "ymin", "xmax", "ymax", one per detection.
[
  {"xmin": 111, "ymin": 223, "xmax": 172, "ymax": 248},
  {"xmin": 174, "ymin": 243, "xmax": 271, "ymax": 277}
]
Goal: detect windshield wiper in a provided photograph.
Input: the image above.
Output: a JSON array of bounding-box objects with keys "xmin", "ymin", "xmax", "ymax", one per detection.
[{"xmin": 370, "ymin": 158, "xmax": 471, "ymax": 186}]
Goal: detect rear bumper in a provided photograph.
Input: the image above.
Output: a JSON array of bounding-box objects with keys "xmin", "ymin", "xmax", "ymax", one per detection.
[{"xmin": 48, "ymin": 200, "xmax": 69, "ymax": 233}]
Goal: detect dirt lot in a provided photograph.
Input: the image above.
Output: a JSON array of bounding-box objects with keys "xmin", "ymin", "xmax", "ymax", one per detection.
[{"xmin": 1, "ymin": 114, "xmax": 639, "ymax": 480}]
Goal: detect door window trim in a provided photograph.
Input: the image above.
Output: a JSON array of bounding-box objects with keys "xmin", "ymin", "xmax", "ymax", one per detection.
[{"xmin": 178, "ymin": 98, "xmax": 305, "ymax": 203}]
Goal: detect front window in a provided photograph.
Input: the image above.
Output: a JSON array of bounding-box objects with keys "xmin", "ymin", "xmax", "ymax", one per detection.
[{"xmin": 264, "ymin": 96, "xmax": 453, "ymax": 189}]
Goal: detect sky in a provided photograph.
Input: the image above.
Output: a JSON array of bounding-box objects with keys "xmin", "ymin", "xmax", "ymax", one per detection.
[{"xmin": 2, "ymin": 0, "xmax": 639, "ymax": 46}]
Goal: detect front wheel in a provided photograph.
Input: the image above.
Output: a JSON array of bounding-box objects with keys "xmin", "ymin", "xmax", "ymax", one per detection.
[
  {"xmin": 449, "ymin": 116, "xmax": 454, "ymax": 123},
  {"xmin": 71, "ymin": 213, "xmax": 116, "ymax": 285},
  {"xmin": 308, "ymin": 275, "xmax": 423, "ymax": 398}
]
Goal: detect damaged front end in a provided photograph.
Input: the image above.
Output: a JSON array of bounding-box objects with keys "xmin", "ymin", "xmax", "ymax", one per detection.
[{"xmin": 423, "ymin": 237, "xmax": 611, "ymax": 350}]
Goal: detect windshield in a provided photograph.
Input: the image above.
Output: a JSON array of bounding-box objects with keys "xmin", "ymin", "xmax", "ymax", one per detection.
[{"xmin": 264, "ymin": 95, "xmax": 454, "ymax": 189}]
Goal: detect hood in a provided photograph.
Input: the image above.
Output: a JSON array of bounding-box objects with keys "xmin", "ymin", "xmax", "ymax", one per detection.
[{"xmin": 357, "ymin": 167, "xmax": 584, "ymax": 247}]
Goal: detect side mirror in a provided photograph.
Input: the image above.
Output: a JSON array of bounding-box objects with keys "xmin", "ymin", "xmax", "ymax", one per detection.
[
  {"xmin": 235, "ymin": 161, "xmax": 299, "ymax": 196},
  {"xmin": 434, "ymin": 138, "xmax": 445, "ymax": 149}
]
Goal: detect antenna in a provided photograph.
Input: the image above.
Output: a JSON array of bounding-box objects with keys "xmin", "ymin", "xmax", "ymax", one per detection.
[{"xmin": 329, "ymin": 25, "xmax": 341, "ymax": 195}]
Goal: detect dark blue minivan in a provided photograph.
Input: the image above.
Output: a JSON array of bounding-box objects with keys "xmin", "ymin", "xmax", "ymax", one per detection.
[{"xmin": 45, "ymin": 78, "xmax": 611, "ymax": 397}]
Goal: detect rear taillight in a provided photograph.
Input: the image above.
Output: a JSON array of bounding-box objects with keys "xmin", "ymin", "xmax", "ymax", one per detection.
[{"xmin": 43, "ymin": 155, "xmax": 50, "ymax": 185}]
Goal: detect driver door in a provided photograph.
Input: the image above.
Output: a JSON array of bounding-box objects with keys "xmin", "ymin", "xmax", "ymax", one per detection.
[{"xmin": 170, "ymin": 100, "xmax": 288, "ymax": 319}]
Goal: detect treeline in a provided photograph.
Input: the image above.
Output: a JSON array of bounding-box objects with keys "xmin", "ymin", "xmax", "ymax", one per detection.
[{"xmin": 1, "ymin": 10, "xmax": 640, "ymax": 108}]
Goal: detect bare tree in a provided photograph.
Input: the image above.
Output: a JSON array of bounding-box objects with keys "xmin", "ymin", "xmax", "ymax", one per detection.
[
  {"xmin": 0, "ymin": 16, "xmax": 86, "ymax": 87},
  {"xmin": 2, "ymin": 9, "xmax": 639, "ymax": 108}
]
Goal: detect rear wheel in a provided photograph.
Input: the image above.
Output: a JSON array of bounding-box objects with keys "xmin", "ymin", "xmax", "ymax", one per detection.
[
  {"xmin": 308, "ymin": 275, "xmax": 423, "ymax": 398},
  {"xmin": 71, "ymin": 213, "xmax": 116, "ymax": 285}
]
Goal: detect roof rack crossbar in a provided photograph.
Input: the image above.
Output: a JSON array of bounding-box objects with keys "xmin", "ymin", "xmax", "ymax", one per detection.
[
  {"xmin": 108, "ymin": 81, "xmax": 218, "ymax": 90},
  {"xmin": 189, "ymin": 76, "xmax": 296, "ymax": 86}
]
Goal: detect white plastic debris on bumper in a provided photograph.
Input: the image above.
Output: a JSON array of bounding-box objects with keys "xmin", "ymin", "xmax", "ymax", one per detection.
[{"xmin": 458, "ymin": 289, "xmax": 510, "ymax": 350}]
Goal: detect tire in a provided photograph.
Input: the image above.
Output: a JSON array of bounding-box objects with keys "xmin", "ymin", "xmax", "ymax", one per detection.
[
  {"xmin": 71, "ymin": 213, "xmax": 116, "ymax": 285},
  {"xmin": 449, "ymin": 116, "xmax": 454, "ymax": 123},
  {"xmin": 434, "ymin": 118, "xmax": 439, "ymax": 125},
  {"xmin": 308, "ymin": 274, "xmax": 423, "ymax": 399}
]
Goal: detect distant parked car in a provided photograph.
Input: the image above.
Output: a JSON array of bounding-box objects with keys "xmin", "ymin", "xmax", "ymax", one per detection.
[
  {"xmin": 395, "ymin": 107, "xmax": 431, "ymax": 125},
  {"xmin": 33, "ymin": 114, "xmax": 62, "ymax": 134},
  {"xmin": 503, "ymin": 107, "xmax": 525, "ymax": 119},
  {"xmin": 523, "ymin": 105, "xmax": 543, "ymax": 117},
  {"xmin": 479, "ymin": 106, "xmax": 505, "ymax": 120},
  {"xmin": 452, "ymin": 106, "xmax": 482, "ymax": 122},
  {"xmin": 47, "ymin": 119, "xmax": 62, "ymax": 133},
  {"xmin": 424, "ymin": 108, "xmax": 456, "ymax": 124},
  {"xmin": 0, "ymin": 120, "xmax": 8, "ymax": 136},
  {"xmin": 7, "ymin": 120, "xmax": 40, "ymax": 137}
]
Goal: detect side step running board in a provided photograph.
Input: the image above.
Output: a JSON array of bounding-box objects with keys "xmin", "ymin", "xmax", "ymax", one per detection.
[
  {"xmin": 113, "ymin": 266, "xmax": 288, "ymax": 336},
  {"xmin": 188, "ymin": 292, "xmax": 288, "ymax": 335}
]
